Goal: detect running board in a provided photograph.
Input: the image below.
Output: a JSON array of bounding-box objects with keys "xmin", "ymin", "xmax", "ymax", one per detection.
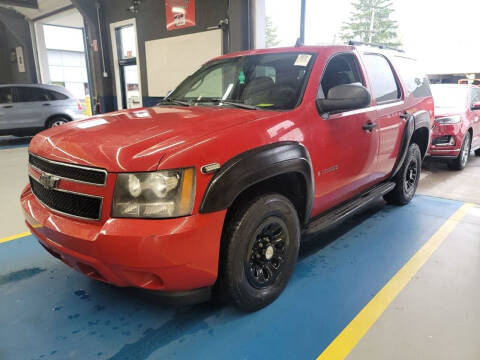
[{"xmin": 304, "ymin": 182, "xmax": 396, "ymax": 235}]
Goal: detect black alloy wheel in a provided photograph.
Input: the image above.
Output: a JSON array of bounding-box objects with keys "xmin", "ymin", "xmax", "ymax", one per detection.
[{"xmin": 246, "ymin": 219, "xmax": 289, "ymax": 289}]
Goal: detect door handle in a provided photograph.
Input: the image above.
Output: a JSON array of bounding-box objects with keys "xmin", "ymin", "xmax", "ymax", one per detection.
[
  {"xmin": 42, "ymin": 103, "xmax": 51, "ymax": 106},
  {"xmin": 2, "ymin": 105, "xmax": 13, "ymax": 108},
  {"xmin": 362, "ymin": 122, "xmax": 377, "ymax": 132},
  {"xmin": 400, "ymin": 112, "xmax": 412, "ymax": 121}
]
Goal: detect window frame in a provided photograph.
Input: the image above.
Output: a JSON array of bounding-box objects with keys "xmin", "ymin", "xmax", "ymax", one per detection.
[{"xmin": 362, "ymin": 52, "xmax": 404, "ymax": 105}]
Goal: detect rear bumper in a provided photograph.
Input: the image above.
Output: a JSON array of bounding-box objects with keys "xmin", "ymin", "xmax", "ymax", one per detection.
[{"xmin": 21, "ymin": 185, "xmax": 226, "ymax": 293}]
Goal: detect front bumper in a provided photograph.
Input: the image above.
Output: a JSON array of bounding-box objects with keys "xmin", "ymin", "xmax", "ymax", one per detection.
[
  {"xmin": 428, "ymin": 123, "xmax": 463, "ymax": 158},
  {"xmin": 21, "ymin": 185, "xmax": 226, "ymax": 293}
]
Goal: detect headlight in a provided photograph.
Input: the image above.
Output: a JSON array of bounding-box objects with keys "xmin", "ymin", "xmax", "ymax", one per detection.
[
  {"xmin": 112, "ymin": 168, "xmax": 195, "ymax": 218},
  {"xmin": 435, "ymin": 115, "xmax": 461, "ymax": 124}
]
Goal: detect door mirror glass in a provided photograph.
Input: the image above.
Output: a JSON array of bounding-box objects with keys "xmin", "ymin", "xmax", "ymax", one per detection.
[
  {"xmin": 316, "ymin": 83, "xmax": 371, "ymax": 115},
  {"xmin": 471, "ymin": 101, "xmax": 480, "ymax": 110}
]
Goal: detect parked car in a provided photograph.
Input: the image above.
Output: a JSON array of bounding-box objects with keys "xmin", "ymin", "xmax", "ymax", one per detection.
[
  {"xmin": 21, "ymin": 45, "xmax": 433, "ymax": 311},
  {"xmin": 0, "ymin": 84, "xmax": 85, "ymax": 136},
  {"xmin": 428, "ymin": 84, "xmax": 480, "ymax": 170}
]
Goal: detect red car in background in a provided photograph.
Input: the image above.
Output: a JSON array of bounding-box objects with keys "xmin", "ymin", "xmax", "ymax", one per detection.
[{"xmin": 429, "ymin": 84, "xmax": 480, "ymax": 169}]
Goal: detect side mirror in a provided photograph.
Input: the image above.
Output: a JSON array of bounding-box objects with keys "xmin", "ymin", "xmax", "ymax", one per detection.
[
  {"xmin": 471, "ymin": 101, "xmax": 480, "ymax": 111},
  {"xmin": 316, "ymin": 83, "xmax": 371, "ymax": 116}
]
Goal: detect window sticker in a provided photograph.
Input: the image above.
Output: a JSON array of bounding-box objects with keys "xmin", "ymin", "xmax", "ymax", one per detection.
[{"xmin": 294, "ymin": 54, "xmax": 312, "ymax": 67}]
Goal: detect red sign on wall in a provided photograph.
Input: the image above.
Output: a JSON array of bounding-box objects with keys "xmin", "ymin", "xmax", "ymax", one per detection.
[{"xmin": 165, "ymin": 0, "xmax": 196, "ymax": 31}]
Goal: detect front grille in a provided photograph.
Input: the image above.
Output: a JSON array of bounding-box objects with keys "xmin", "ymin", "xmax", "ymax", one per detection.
[
  {"xmin": 30, "ymin": 176, "xmax": 102, "ymax": 220},
  {"xmin": 29, "ymin": 154, "xmax": 106, "ymax": 185}
]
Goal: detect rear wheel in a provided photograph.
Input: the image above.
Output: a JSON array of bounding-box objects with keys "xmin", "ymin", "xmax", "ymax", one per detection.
[
  {"xmin": 47, "ymin": 117, "xmax": 69, "ymax": 129},
  {"xmin": 218, "ymin": 194, "xmax": 300, "ymax": 311},
  {"xmin": 448, "ymin": 132, "xmax": 471, "ymax": 170},
  {"xmin": 384, "ymin": 143, "xmax": 422, "ymax": 205}
]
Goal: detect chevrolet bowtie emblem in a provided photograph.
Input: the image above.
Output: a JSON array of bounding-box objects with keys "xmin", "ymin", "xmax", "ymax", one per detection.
[{"xmin": 39, "ymin": 173, "xmax": 59, "ymax": 190}]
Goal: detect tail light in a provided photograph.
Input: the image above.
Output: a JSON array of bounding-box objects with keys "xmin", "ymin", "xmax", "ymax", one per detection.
[{"xmin": 76, "ymin": 99, "xmax": 82, "ymax": 111}]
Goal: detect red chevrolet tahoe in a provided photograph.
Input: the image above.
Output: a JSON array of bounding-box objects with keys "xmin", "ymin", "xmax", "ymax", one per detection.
[
  {"xmin": 21, "ymin": 44, "xmax": 433, "ymax": 311},
  {"xmin": 428, "ymin": 84, "xmax": 480, "ymax": 169}
]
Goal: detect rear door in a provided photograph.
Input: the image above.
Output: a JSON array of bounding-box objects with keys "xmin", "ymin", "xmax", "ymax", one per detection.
[
  {"xmin": 309, "ymin": 52, "xmax": 380, "ymax": 214},
  {"xmin": 13, "ymin": 86, "xmax": 50, "ymax": 129},
  {"xmin": 470, "ymin": 87, "xmax": 480, "ymax": 149},
  {"xmin": 0, "ymin": 87, "xmax": 15, "ymax": 132},
  {"xmin": 362, "ymin": 53, "xmax": 406, "ymax": 176}
]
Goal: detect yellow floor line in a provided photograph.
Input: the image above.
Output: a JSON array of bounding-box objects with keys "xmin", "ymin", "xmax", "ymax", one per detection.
[
  {"xmin": 0, "ymin": 231, "xmax": 32, "ymax": 244},
  {"xmin": 317, "ymin": 202, "xmax": 474, "ymax": 360}
]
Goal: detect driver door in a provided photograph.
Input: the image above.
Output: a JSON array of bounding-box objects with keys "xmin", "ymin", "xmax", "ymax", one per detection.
[{"xmin": 309, "ymin": 52, "xmax": 380, "ymax": 214}]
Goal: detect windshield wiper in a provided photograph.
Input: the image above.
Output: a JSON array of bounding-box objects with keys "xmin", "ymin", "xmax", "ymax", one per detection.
[
  {"xmin": 158, "ymin": 98, "xmax": 191, "ymax": 107},
  {"xmin": 192, "ymin": 98, "xmax": 258, "ymax": 110},
  {"xmin": 220, "ymin": 101, "xmax": 258, "ymax": 110}
]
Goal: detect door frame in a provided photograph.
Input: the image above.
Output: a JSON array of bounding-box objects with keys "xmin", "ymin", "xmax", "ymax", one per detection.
[{"xmin": 110, "ymin": 18, "xmax": 143, "ymax": 110}]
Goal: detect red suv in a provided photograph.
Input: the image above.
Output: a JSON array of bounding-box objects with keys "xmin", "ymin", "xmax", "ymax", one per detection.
[
  {"xmin": 429, "ymin": 84, "xmax": 480, "ymax": 169},
  {"xmin": 21, "ymin": 45, "xmax": 433, "ymax": 311}
]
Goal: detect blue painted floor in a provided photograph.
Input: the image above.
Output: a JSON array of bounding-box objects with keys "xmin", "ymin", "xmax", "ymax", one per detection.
[{"xmin": 0, "ymin": 196, "xmax": 463, "ymax": 360}]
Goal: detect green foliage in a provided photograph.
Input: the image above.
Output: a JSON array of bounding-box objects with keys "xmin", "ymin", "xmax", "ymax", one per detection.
[
  {"xmin": 265, "ymin": 15, "xmax": 280, "ymax": 48},
  {"xmin": 340, "ymin": 0, "xmax": 401, "ymax": 48}
]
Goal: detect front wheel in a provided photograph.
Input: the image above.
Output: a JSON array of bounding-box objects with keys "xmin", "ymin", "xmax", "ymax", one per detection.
[
  {"xmin": 384, "ymin": 143, "xmax": 422, "ymax": 205},
  {"xmin": 448, "ymin": 132, "xmax": 471, "ymax": 171},
  {"xmin": 218, "ymin": 194, "xmax": 300, "ymax": 312}
]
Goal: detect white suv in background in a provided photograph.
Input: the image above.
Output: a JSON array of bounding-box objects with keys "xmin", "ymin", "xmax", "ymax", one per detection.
[{"xmin": 0, "ymin": 84, "xmax": 86, "ymax": 137}]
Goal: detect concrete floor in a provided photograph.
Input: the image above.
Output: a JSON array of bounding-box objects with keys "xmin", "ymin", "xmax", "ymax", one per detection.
[
  {"xmin": 419, "ymin": 154, "xmax": 480, "ymax": 204},
  {"xmin": 1, "ymin": 137, "xmax": 480, "ymax": 359}
]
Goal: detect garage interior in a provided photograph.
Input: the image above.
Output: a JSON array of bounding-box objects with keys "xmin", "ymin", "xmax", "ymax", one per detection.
[{"xmin": 1, "ymin": 0, "xmax": 480, "ymax": 359}]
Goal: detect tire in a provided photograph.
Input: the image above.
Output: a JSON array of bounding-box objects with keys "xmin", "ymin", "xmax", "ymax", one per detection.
[
  {"xmin": 46, "ymin": 117, "xmax": 69, "ymax": 129},
  {"xmin": 217, "ymin": 193, "xmax": 300, "ymax": 312},
  {"xmin": 447, "ymin": 132, "xmax": 471, "ymax": 171},
  {"xmin": 384, "ymin": 143, "xmax": 422, "ymax": 205},
  {"xmin": 475, "ymin": 148, "xmax": 480, "ymax": 157}
]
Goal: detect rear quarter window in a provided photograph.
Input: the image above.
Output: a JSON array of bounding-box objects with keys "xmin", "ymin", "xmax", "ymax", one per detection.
[
  {"xmin": 393, "ymin": 56, "xmax": 432, "ymax": 98},
  {"xmin": 363, "ymin": 54, "xmax": 401, "ymax": 103},
  {"xmin": 46, "ymin": 90, "xmax": 69, "ymax": 101}
]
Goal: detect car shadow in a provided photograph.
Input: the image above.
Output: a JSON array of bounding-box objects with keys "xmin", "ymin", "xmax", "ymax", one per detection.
[{"xmin": 0, "ymin": 135, "xmax": 32, "ymax": 149}]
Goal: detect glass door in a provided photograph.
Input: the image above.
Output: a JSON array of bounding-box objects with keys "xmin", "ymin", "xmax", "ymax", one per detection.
[{"xmin": 115, "ymin": 25, "xmax": 141, "ymax": 109}]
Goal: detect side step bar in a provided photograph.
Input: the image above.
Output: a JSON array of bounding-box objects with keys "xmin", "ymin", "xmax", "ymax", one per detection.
[{"xmin": 304, "ymin": 182, "xmax": 396, "ymax": 235}]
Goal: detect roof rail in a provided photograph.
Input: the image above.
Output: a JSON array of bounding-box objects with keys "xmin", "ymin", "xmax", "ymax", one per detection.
[{"xmin": 348, "ymin": 40, "xmax": 405, "ymax": 53}]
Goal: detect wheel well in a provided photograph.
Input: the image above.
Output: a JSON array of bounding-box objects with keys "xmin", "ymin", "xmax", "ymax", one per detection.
[
  {"xmin": 225, "ymin": 172, "xmax": 308, "ymax": 225},
  {"xmin": 45, "ymin": 114, "xmax": 72, "ymax": 127},
  {"xmin": 410, "ymin": 127, "xmax": 429, "ymax": 158}
]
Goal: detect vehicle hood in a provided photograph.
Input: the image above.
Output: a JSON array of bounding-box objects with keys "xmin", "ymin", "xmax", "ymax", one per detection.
[
  {"xmin": 434, "ymin": 106, "xmax": 464, "ymax": 119},
  {"xmin": 29, "ymin": 106, "xmax": 268, "ymax": 172}
]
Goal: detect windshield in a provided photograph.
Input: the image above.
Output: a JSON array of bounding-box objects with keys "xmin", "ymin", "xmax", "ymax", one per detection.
[
  {"xmin": 431, "ymin": 85, "xmax": 468, "ymax": 109},
  {"xmin": 165, "ymin": 52, "xmax": 315, "ymax": 110}
]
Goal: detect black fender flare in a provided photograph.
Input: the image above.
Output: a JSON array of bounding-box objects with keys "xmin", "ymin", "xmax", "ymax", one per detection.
[
  {"xmin": 391, "ymin": 110, "xmax": 431, "ymax": 178},
  {"xmin": 199, "ymin": 141, "xmax": 314, "ymax": 223}
]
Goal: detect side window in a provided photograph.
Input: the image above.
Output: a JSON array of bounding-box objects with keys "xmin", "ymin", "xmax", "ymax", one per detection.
[
  {"xmin": 320, "ymin": 53, "xmax": 364, "ymax": 98},
  {"xmin": 363, "ymin": 54, "xmax": 401, "ymax": 103},
  {"xmin": 0, "ymin": 87, "xmax": 13, "ymax": 104},
  {"xmin": 16, "ymin": 87, "xmax": 50, "ymax": 102},
  {"xmin": 394, "ymin": 56, "xmax": 431, "ymax": 98}
]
